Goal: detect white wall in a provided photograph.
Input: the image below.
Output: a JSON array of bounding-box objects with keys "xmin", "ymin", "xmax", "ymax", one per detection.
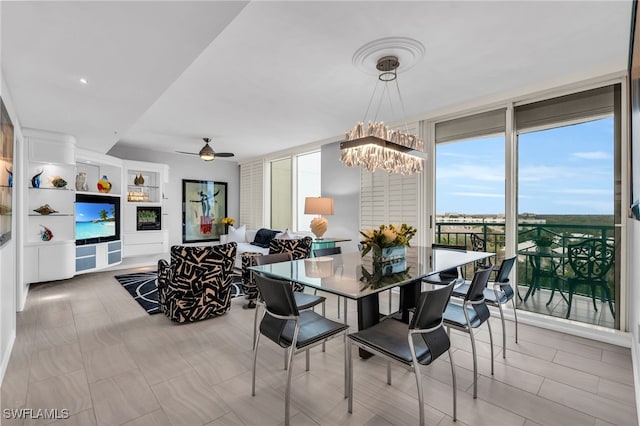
[
  {"xmin": 0, "ymin": 75, "xmax": 19, "ymax": 382},
  {"xmin": 108, "ymin": 144, "xmax": 239, "ymax": 248},
  {"xmin": 628, "ymin": 218, "xmax": 640, "ymax": 424},
  {"xmin": 321, "ymin": 142, "xmax": 360, "ymax": 253}
]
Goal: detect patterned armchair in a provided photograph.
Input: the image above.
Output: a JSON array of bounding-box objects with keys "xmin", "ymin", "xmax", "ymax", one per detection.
[
  {"xmin": 241, "ymin": 237, "xmax": 313, "ymax": 306},
  {"xmin": 157, "ymin": 243, "xmax": 237, "ymax": 323}
]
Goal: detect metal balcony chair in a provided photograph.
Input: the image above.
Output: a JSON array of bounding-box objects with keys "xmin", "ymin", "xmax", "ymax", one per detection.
[
  {"xmin": 470, "ymin": 233, "xmax": 493, "ymax": 270},
  {"xmin": 560, "ymin": 238, "xmax": 615, "ymax": 319},
  {"xmin": 443, "ymin": 267, "xmax": 494, "ymax": 399},
  {"xmin": 451, "ymin": 256, "xmax": 518, "ymax": 357},
  {"xmin": 313, "ymin": 246, "xmax": 344, "ymax": 318},
  {"xmin": 347, "ymin": 282, "xmax": 457, "ymax": 425},
  {"xmin": 252, "ymin": 274, "xmax": 348, "ymax": 426}
]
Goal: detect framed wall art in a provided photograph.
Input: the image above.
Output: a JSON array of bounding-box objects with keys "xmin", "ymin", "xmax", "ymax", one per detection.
[
  {"xmin": 0, "ymin": 96, "xmax": 14, "ymax": 247},
  {"xmin": 182, "ymin": 179, "xmax": 227, "ymax": 243}
]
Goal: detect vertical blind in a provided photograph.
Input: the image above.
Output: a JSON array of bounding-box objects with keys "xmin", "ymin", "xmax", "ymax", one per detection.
[{"xmin": 240, "ymin": 159, "xmax": 264, "ymax": 230}]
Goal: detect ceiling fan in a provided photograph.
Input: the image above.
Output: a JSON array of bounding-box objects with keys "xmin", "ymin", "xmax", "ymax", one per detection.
[{"xmin": 176, "ymin": 138, "xmax": 235, "ymax": 161}]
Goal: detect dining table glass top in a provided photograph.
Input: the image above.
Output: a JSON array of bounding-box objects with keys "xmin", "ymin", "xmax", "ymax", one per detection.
[{"xmin": 248, "ymin": 246, "xmax": 494, "ymax": 300}]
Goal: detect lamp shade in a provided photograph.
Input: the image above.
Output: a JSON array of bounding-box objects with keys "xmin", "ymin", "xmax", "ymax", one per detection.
[{"xmin": 304, "ymin": 197, "xmax": 334, "ymax": 215}]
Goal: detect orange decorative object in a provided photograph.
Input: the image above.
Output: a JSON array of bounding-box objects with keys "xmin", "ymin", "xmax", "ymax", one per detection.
[{"xmin": 97, "ymin": 175, "xmax": 112, "ymax": 193}]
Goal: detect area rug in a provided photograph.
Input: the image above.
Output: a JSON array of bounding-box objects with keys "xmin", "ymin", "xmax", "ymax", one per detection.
[{"xmin": 114, "ymin": 271, "xmax": 244, "ymax": 315}]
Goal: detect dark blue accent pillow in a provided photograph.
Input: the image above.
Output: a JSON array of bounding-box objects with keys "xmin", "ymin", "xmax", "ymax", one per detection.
[{"xmin": 250, "ymin": 228, "xmax": 280, "ymax": 248}]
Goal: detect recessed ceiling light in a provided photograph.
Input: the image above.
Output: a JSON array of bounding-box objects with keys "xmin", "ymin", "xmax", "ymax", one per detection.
[{"xmin": 79, "ymin": 78, "xmax": 89, "ymax": 85}]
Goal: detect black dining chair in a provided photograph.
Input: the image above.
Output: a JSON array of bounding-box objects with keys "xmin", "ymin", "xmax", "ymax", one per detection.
[
  {"xmin": 451, "ymin": 256, "xmax": 517, "ymax": 357},
  {"xmin": 443, "ymin": 267, "xmax": 494, "ymax": 399},
  {"xmin": 252, "ymin": 273, "xmax": 348, "ymax": 426},
  {"xmin": 423, "ymin": 244, "xmax": 466, "ymax": 285},
  {"xmin": 312, "ymin": 246, "xmax": 344, "ymax": 318},
  {"xmin": 347, "ymin": 281, "xmax": 457, "ymax": 425},
  {"xmin": 253, "ymin": 252, "xmax": 327, "ymax": 360}
]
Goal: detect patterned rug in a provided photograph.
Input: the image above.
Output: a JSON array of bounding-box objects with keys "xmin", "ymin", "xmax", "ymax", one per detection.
[{"xmin": 114, "ymin": 271, "xmax": 244, "ymax": 315}]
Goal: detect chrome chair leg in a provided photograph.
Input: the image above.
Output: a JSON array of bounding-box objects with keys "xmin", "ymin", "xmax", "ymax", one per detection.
[
  {"xmin": 285, "ymin": 344, "xmax": 296, "ymax": 426},
  {"xmin": 448, "ymin": 349, "xmax": 457, "ymax": 422},
  {"xmin": 305, "ymin": 348, "xmax": 310, "ymax": 371},
  {"xmin": 413, "ymin": 362, "xmax": 424, "ymax": 426},
  {"xmin": 337, "ymin": 296, "xmax": 341, "ymax": 319},
  {"xmin": 486, "ymin": 319, "xmax": 494, "ymax": 375},
  {"xmin": 469, "ymin": 327, "xmax": 478, "ymax": 399},
  {"xmin": 512, "ymin": 297, "xmax": 519, "ymax": 343},
  {"xmin": 322, "ymin": 301, "xmax": 326, "ymax": 352},
  {"xmin": 387, "ymin": 362, "xmax": 392, "ymax": 385},
  {"xmin": 498, "ymin": 302, "xmax": 506, "ymax": 358},
  {"xmin": 252, "ymin": 333, "xmax": 261, "ymax": 396},
  {"xmin": 347, "ymin": 341, "xmax": 353, "ymax": 412}
]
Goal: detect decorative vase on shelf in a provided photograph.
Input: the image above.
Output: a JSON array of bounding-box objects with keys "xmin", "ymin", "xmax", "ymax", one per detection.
[
  {"xmin": 97, "ymin": 175, "xmax": 112, "ymax": 193},
  {"xmin": 6, "ymin": 167, "xmax": 12, "ymax": 187},
  {"xmin": 75, "ymin": 172, "xmax": 88, "ymax": 191},
  {"xmin": 134, "ymin": 173, "xmax": 144, "ymax": 186},
  {"xmin": 31, "ymin": 170, "xmax": 43, "ymax": 188},
  {"xmin": 39, "ymin": 225, "xmax": 54, "ymax": 241}
]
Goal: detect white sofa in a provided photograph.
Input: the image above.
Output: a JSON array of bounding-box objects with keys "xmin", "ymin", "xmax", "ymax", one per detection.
[
  {"xmin": 222, "ymin": 227, "xmax": 307, "ymax": 269},
  {"xmin": 221, "ymin": 229, "xmax": 269, "ymax": 268}
]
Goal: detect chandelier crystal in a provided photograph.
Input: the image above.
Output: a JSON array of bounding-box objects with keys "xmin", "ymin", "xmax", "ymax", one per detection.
[{"xmin": 340, "ymin": 55, "xmax": 424, "ymax": 175}]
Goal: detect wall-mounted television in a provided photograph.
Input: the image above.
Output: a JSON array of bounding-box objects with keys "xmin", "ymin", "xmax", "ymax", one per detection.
[{"xmin": 75, "ymin": 193, "xmax": 120, "ymax": 245}]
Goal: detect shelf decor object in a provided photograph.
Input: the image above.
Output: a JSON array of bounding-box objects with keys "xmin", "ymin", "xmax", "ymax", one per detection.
[
  {"xmin": 97, "ymin": 175, "xmax": 112, "ymax": 193},
  {"xmin": 182, "ymin": 179, "xmax": 227, "ymax": 243},
  {"xmin": 33, "ymin": 204, "xmax": 58, "ymax": 215},
  {"xmin": 6, "ymin": 167, "xmax": 12, "ymax": 187},
  {"xmin": 39, "ymin": 225, "xmax": 54, "ymax": 241},
  {"xmin": 31, "ymin": 169, "xmax": 43, "ymax": 188},
  {"xmin": 50, "ymin": 176, "xmax": 67, "ymax": 188},
  {"xmin": 75, "ymin": 172, "xmax": 88, "ymax": 191},
  {"xmin": 340, "ymin": 55, "xmax": 424, "ymax": 175},
  {"xmin": 134, "ymin": 173, "xmax": 144, "ymax": 185}
]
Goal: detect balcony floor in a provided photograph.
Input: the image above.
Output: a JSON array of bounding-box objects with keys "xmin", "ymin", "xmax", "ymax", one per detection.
[{"xmin": 515, "ymin": 285, "xmax": 616, "ymax": 329}]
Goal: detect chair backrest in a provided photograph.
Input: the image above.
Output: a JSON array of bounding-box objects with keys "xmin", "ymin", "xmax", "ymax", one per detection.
[
  {"xmin": 465, "ymin": 267, "xmax": 493, "ymax": 302},
  {"xmin": 269, "ymin": 236, "xmax": 313, "ymax": 259},
  {"xmin": 255, "ymin": 274, "xmax": 299, "ymax": 346},
  {"xmin": 313, "ymin": 246, "xmax": 342, "ymax": 257},
  {"xmin": 432, "ymin": 244, "xmax": 466, "ymax": 278},
  {"xmin": 567, "ymin": 238, "xmax": 614, "ymax": 280},
  {"xmin": 495, "ymin": 256, "xmax": 516, "ymax": 284},
  {"xmin": 255, "ymin": 252, "xmax": 292, "ymax": 266},
  {"xmin": 410, "ymin": 281, "xmax": 455, "ymax": 331},
  {"xmin": 432, "ymin": 243, "xmax": 466, "ymax": 251},
  {"xmin": 255, "ymin": 273, "xmax": 298, "ymax": 317},
  {"xmin": 169, "ymin": 243, "xmax": 237, "ymax": 285}
]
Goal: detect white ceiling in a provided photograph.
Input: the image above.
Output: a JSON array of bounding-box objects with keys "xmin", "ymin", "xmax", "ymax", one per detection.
[{"xmin": 1, "ymin": 1, "xmax": 633, "ymax": 162}]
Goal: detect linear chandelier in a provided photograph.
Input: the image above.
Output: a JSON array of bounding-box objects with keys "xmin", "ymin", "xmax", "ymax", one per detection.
[{"xmin": 340, "ymin": 56, "xmax": 424, "ymax": 175}]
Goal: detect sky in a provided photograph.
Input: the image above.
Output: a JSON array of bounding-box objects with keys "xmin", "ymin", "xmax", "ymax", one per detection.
[{"xmin": 436, "ymin": 117, "xmax": 614, "ymax": 215}]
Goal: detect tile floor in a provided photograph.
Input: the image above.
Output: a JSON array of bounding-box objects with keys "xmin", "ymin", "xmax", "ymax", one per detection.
[{"xmin": 0, "ymin": 268, "xmax": 636, "ymax": 426}]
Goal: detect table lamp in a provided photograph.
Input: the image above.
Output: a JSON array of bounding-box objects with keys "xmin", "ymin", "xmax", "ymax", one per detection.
[{"xmin": 304, "ymin": 197, "xmax": 334, "ymax": 239}]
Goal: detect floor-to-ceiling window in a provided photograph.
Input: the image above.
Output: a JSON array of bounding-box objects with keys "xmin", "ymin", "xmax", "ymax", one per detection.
[
  {"xmin": 270, "ymin": 150, "xmax": 321, "ymax": 232},
  {"xmin": 434, "ymin": 109, "xmax": 506, "ymax": 276},
  {"xmin": 515, "ymin": 85, "xmax": 621, "ymax": 328}
]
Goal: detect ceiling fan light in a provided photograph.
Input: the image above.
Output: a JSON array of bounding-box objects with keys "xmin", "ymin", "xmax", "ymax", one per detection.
[{"xmin": 199, "ymin": 143, "xmax": 215, "ymax": 161}]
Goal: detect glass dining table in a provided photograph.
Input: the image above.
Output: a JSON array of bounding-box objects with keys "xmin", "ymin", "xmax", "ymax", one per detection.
[{"xmin": 248, "ymin": 246, "xmax": 494, "ymax": 338}]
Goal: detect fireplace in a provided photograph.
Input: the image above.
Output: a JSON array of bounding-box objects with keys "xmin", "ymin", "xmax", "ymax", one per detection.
[{"xmin": 136, "ymin": 206, "xmax": 161, "ymax": 231}]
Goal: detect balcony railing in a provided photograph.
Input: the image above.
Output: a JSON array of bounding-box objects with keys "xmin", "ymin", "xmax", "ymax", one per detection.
[{"xmin": 434, "ymin": 220, "xmax": 616, "ymax": 302}]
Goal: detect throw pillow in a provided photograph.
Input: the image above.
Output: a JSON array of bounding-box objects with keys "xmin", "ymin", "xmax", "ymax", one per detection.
[
  {"xmin": 227, "ymin": 225, "xmax": 246, "ymax": 243},
  {"xmin": 251, "ymin": 228, "xmax": 280, "ymax": 248},
  {"xmin": 275, "ymin": 229, "xmax": 294, "ymax": 240}
]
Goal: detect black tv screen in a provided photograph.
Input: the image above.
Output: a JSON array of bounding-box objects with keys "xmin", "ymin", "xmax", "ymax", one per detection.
[{"xmin": 75, "ymin": 194, "xmax": 120, "ymax": 245}]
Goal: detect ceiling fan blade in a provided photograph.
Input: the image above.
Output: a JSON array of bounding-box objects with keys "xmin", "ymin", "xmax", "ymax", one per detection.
[
  {"xmin": 215, "ymin": 152, "xmax": 235, "ymax": 157},
  {"xmin": 176, "ymin": 150, "xmax": 199, "ymax": 156}
]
